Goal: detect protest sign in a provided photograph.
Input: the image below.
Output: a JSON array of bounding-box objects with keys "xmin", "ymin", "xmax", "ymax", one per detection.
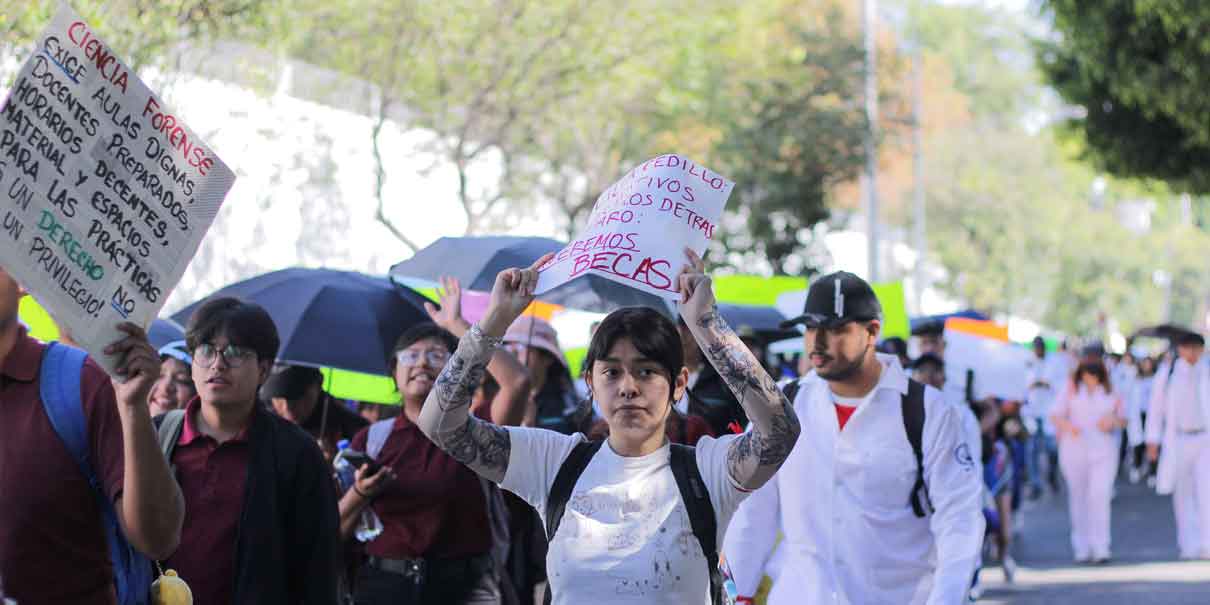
[
  {"xmin": 944, "ymin": 318, "xmax": 1029, "ymax": 402},
  {"xmin": 0, "ymin": 4, "xmax": 235, "ymax": 374},
  {"xmin": 535, "ymin": 154, "xmax": 733, "ymax": 299}
]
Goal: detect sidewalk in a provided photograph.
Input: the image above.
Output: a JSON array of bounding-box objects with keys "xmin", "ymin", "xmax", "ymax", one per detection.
[{"xmin": 977, "ymin": 479, "xmax": 1210, "ymax": 604}]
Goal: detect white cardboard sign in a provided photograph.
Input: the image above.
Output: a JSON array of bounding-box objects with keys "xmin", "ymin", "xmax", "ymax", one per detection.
[
  {"xmin": 0, "ymin": 4, "xmax": 235, "ymax": 373},
  {"xmin": 536, "ymin": 154, "xmax": 733, "ymax": 299}
]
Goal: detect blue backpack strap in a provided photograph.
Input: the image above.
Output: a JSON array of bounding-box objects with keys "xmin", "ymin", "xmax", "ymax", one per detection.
[
  {"xmin": 366, "ymin": 418, "xmax": 394, "ymax": 460},
  {"xmin": 40, "ymin": 342, "xmax": 92, "ymax": 485},
  {"xmin": 40, "ymin": 342, "xmax": 151, "ymax": 605}
]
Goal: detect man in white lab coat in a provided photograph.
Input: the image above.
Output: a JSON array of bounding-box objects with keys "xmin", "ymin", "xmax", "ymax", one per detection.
[
  {"xmin": 723, "ymin": 272, "xmax": 984, "ymax": 605},
  {"xmin": 1146, "ymin": 332, "xmax": 1210, "ymax": 559}
]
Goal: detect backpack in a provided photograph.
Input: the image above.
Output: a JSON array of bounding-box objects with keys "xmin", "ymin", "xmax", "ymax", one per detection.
[
  {"xmin": 782, "ymin": 377, "xmax": 932, "ymax": 517},
  {"xmin": 39, "ymin": 342, "xmax": 153, "ymax": 605},
  {"xmin": 542, "ymin": 440, "xmax": 723, "ymax": 605}
]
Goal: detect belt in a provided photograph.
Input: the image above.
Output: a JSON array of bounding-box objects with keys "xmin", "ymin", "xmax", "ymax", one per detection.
[
  {"xmin": 1178, "ymin": 429, "xmax": 1206, "ymax": 435},
  {"xmin": 368, "ymin": 555, "xmax": 427, "ymax": 580},
  {"xmin": 366, "ymin": 553, "xmax": 491, "ymax": 582}
]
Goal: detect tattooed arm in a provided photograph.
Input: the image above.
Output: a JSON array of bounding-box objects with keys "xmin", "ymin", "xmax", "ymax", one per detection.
[
  {"xmin": 416, "ymin": 253, "xmax": 553, "ymax": 484},
  {"xmin": 417, "ymin": 324, "xmax": 513, "ymax": 483},
  {"xmin": 677, "ymin": 249, "xmax": 801, "ymax": 491}
]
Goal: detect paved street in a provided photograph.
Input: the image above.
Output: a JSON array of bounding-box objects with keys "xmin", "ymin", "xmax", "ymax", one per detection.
[{"xmin": 977, "ymin": 478, "xmax": 1210, "ymax": 604}]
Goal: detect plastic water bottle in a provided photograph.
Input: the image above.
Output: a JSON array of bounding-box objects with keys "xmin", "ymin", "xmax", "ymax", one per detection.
[{"xmin": 333, "ymin": 440, "xmax": 383, "ymax": 543}]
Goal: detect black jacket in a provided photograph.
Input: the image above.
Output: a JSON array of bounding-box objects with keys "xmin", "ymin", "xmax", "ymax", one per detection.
[
  {"xmin": 687, "ymin": 364, "xmax": 748, "ymax": 436},
  {"xmin": 159, "ymin": 405, "xmax": 340, "ymax": 604}
]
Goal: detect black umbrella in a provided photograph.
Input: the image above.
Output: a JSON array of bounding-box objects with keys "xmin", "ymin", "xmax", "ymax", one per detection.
[
  {"xmin": 171, "ymin": 268, "xmax": 430, "ymax": 375},
  {"xmin": 389, "ymin": 235, "xmax": 669, "ymax": 314},
  {"xmin": 148, "ymin": 318, "xmax": 185, "ymax": 350},
  {"xmin": 1131, "ymin": 324, "xmax": 1199, "ymax": 342}
]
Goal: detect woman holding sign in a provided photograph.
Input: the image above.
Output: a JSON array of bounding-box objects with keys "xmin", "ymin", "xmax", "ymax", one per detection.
[{"xmin": 416, "ymin": 249, "xmax": 801, "ymax": 605}]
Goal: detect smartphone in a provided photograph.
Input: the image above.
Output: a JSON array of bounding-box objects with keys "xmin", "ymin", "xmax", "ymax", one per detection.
[{"xmin": 341, "ymin": 450, "xmax": 380, "ymax": 474}]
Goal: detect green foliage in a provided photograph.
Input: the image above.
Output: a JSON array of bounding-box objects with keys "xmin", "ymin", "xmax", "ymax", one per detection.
[
  {"xmin": 1038, "ymin": 0, "xmax": 1210, "ymax": 192},
  {"xmin": 715, "ymin": 10, "xmax": 868, "ymax": 275},
  {"xmin": 1, "ymin": 1, "xmax": 270, "ymax": 70}
]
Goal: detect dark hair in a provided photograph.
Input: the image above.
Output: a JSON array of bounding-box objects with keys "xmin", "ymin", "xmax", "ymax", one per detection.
[
  {"xmin": 1139, "ymin": 356, "xmax": 1157, "ymax": 377},
  {"xmin": 878, "ymin": 337, "xmax": 908, "ymax": 358},
  {"xmin": 1073, "ymin": 360, "xmax": 1112, "ymax": 393},
  {"xmin": 185, "ymin": 297, "xmax": 279, "ymax": 362},
  {"xmin": 911, "ymin": 352, "xmax": 945, "ymax": 371},
  {"xmin": 585, "ymin": 307, "xmax": 683, "ymax": 393},
  {"xmin": 388, "ymin": 322, "xmax": 458, "ymax": 374}
]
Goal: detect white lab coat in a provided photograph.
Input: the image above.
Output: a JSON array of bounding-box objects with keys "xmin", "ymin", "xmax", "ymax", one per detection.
[
  {"xmin": 1145, "ymin": 358, "xmax": 1210, "ymax": 495},
  {"xmin": 723, "ymin": 355, "xmax": 985, "ymax": 605}
]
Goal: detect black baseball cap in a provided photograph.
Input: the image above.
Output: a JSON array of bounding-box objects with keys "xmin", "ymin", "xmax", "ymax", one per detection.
[
  {"xmin": 780, "ymin": 271, "xmax": 882, "ymax": 329},
  {"xmin": 261, "ymin": 365, "xmax": 323, "ymax": 400}
]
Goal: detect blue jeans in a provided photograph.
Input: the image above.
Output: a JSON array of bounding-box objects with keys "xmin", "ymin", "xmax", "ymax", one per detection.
[{"xmin": 1026, "ymin": 418, "xmax": 1058, "ymax": 490}]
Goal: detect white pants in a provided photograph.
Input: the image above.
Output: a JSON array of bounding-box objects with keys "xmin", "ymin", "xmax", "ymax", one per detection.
[
  {"xmin": 1172, "ymin": 433, "xmax": 1210, "ymax": 557},
  {"xmin": 1059, "ymin": 442, "xmax": 1118, "ymax": 559}
]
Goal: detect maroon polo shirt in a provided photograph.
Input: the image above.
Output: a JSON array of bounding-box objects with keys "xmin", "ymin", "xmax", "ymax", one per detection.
[
  {"xmin": 350, "ymin": 409, "xmax": 491, "ymax": 560},
  {"xmin": 0, "ymin": 328, "xmax": 125, "ymax": 605},
  {"xmin": 163, "ymin": 397, "xmax": 251, "ymax": 605}
]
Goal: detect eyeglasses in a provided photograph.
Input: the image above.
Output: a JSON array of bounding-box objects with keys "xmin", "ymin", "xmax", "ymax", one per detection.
[
  {"xmin": 193, "ymin": 343, "xmax": 257, "ymax": 369},
  {"xmin": 395, "ymin": 349, "xmax": 450, "ymax": 367}
]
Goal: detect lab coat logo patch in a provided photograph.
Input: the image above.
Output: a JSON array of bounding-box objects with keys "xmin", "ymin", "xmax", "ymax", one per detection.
[{"xmin": 954, "ymin": 443, "xmax": 975, "ymax": 470}]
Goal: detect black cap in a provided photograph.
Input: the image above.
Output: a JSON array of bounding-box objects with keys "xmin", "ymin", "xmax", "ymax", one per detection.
[
  {"xmin": 261, "ymin": 365, "xmax": 323, "ymax": 400},
  {"xmin": 780, "ymin": 271, "xmax": 882, "ymax": 329},
  {"xmin": 1176, "ymin": 332, "xmax": 1206, "ymax": 347}
]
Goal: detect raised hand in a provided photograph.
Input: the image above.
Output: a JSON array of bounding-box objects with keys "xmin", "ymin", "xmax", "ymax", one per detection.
[
  {"xmin": 481, "ymin": 253, "xmax": 555, "ymax": 337},
  {"xmin": 104, "ymin": 322, "xmax": 160, "ymax": 409},
  {"xmin": 677, "ymin": 247, "xmax": 716, "ymax": 323},
  {"xmin": 424, "ymin": 276, "xmax": 470, "ymax": 336}
]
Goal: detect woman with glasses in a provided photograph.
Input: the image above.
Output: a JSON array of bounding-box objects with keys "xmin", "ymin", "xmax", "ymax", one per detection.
[
  {"xmin": 417, "ymin": 250, "xmax": 800, "ymax": 605},
  {"xmin": 339, "ymin": 283, "xmax": 532, "ymax": 605}
]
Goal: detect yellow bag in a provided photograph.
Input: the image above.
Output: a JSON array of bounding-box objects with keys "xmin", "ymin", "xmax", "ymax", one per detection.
[{"xmin": 150, "ymin": 566, "xmax": 193, "ymax": 605}]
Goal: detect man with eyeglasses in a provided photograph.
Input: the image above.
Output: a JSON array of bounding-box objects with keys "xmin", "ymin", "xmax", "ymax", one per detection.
[{"xmin": 155, "ymin": 297, "xmax": 340, "ymax": 604}]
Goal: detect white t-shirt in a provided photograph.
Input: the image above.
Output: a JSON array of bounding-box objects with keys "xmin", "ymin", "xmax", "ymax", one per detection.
[{"xmin": 500, "ymin": 428, "xmax": 747, "ymax": 605}]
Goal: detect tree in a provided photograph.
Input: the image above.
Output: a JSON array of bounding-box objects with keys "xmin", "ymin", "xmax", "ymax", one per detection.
[
  {"xmin": 2, "ymin": 1, "xmax": 270, "ymax": 71},
  {"xmin": 282, "ymin": 0, "xmax": 679, "ymax": 252},
  {"xmin": 1037, "ymin": 1, "xmax": 1210, "ymax": 192},
  {"xmin": 714, "ymin": 8, "xmax": 869, "ymax": 275}
]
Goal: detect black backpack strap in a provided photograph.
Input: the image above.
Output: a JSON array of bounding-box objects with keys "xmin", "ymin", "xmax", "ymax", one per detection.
[
  {"xmin": 903, "ymin": 379, "xmax": 932, "ymax": 518},
  {"xmin": 542, "ymin": 439, "xmax": 603, "ymax": 605},
  {"xmin": 670, "ymin": 443, "xmax": 724, "ymax": 605},
  {"xmin": 781, "ymin": 380, "xmax": 801, "ymax": 405},
  {"xmin": 545, "ymin": 439, "xmax": 603, "ymax": 541}
]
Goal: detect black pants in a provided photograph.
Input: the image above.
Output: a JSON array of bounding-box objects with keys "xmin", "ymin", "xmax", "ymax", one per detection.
[{"xmin": 354, "ymin": 555, "xmax": 500, "ymax": 605}]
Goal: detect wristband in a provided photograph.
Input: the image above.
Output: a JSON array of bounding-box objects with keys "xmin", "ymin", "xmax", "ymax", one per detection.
[{"xmin": 735, "ymin": 598, "xmax": 755, "ymax": 604}]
